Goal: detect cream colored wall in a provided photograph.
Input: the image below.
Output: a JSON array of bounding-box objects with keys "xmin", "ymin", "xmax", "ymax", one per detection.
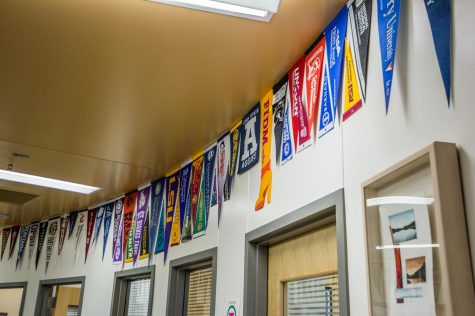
[
  {"xmin": 0, "ymin": 288, "xmax": 23, "ymax": 316},
  {"xmin": 0, "ymin": 0, "xmax": 474, "ymax": 315}
]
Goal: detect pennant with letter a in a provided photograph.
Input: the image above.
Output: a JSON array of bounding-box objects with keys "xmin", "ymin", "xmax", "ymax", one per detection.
[
  {"xmin": 16, "ymin": 225, "xmax": 30, "ymax": 269},
  {"xmin": 289, "ymin": 57, "xmax": 312, "ymax": 152},
  {"xmin": 28, "ymin": 222, "xmax": 39, "ymax": 266},
  {"xmin": 224, "ymin": 121, "xmax": 241, "ymax": 200},
  {"xmin": 255, "ymin": 90, "xmax": 273, "ymax": 211},
  {"xmin": 92, "ymin": 205, "xmax": 105, "ymax": 246},
  {"xmin": 272, "ymin": 77, "xmax": 288, "ymax": 164},
  {"xmin": 343, "ymin": 40, "xmax": 364, "ymax": 121},
  {"xmin": 150, "ymin": 178, "xmax": 165, "ymax": 254},
  {"xmin": 190, "ymin": 153, "xmax": 204, "ymax": 232},
  {"xmin": 9, "ymin": 225, "xmax": 20, "ymax": 260},
  {"xmin": 122, "ymin": 191, "xmax": 137, "ymax": 265},
  {"xmin": 217, "ymin": 132, "xmax": 230, "ymax": 223},
  {"xmin": 377, "ymin": 0, "xmax": 401, "ymax": 112},
  {"xmin": 1, "ymin": 227, "xmax": 10, "ymax": 261},
  {"xmin": 35, "ymin": 221, "xmax": 48, "ymax": 270},
  {"xmin": 348, "ymin": 0, "xmax": 372, "ymax": 100},
  {"xmin": 57, "ymin": 216, "xmax": 69, "ymax": 256},
  {"xmin": 85, "ymin": 208, "xmax": 97, "ymax": 263},
  {"xmin": 68, "ymin": 211, "xmax": 78, "ymax": 240},
  {"xmin": 112, "ymin": 197, "xmax": 124, "ymax": 264},
  {"xmin": 45, "ymin": 217, "xmax": 59, "ymax": 273},
  {"xmin": 305, "ymin": 36, "xmax": 326, "ymax": 133},
  {"xmin": 102, "ymin": 201, "xmax": 114, "ymax": 260},
  {"xmin": 238, "ymin": 104, "xmax": 260, "ymax": 174},
  {"xmin": 164, "ymin": 170, "xmax": 180, "ymax": 262},
  {"xmin": 133, "ymin": 186, "xmax": 150, "ymax": 264},
  {"xmin": 172, "ymin": 162, "xmax": 192, "ymax": 246},
  {"xmin": 423, "ymin": 0, "xmax": 451, "ymax": 103},
  {"xmin": 281, "ymin": 89, "xmax": 294, "ymax": 165},
  {"xmin": 155, "ymin": 199, "xmax": 166, "ymax": 254},
  {"xmin": 325, "ymin": 6, "xmax": 348, "ymax": 118}
]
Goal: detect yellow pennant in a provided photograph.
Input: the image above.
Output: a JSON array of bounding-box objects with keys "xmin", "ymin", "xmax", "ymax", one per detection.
[
  {"xmin": 343, "ymin": 40, "xmax": 363, "ymax": 121},
  {"xmin": 170, "ymin": 185, "xmax": 181, "ymax": 247},
  {"xmin": 255, "ymin": 89, "xmax": 273, "ymax": 211}
]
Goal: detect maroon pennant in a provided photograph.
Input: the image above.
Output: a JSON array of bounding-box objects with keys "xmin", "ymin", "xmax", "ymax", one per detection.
[
  {"xmin": 9, "ymin": 225, "xmax": 20, "ymax": 260},
  {"xmin": 85, "ymin": 208, "xmax": 97, "ymax": 263}
]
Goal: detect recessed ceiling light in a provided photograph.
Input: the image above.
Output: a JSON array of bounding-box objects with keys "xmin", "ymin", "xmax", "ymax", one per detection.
[
  {"xmin": 148, "ymin": 0, "xmax": 280, "ymax": 22},
  {"xmin": 0, "ymin": 170, "xmax": 101, "ymax": 195}
]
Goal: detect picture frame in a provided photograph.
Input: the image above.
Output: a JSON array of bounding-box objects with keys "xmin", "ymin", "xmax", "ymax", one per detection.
[{"xmin": 362, "ymin": 142, "xmax": 475, "ymax": 315}]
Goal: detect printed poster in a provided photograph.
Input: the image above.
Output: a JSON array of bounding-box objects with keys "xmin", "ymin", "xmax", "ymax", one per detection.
[
  {"xmin": 9, "ymin": 225, "xmax": 20, "ymax": 260},
  {"xmin": 305, "ymin": 36, "xmax": 326, "ymax": 133}
]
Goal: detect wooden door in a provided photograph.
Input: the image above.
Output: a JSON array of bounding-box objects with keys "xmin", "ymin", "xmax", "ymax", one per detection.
[{"xmin": 267, "ymin": 224, "xmax": 338, "ymax": 316}]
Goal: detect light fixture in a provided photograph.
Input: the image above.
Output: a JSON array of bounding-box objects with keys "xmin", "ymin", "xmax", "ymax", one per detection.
[
  {"xmin": 376, "ymin": 244, "xmax": 440, "ymax": 250},
  {"xmin": 0, "ymin": 170, "xmax": 101, "ymax": 195},
  {"xmin": 366, "ymin": 196, "xmax": 434, "ymax": 207},
  {"xmin": 148, "ymin": 0, "xmax": 280, "ymax": 22}
]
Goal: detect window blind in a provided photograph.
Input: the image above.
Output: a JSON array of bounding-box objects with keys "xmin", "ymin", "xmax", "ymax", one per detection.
[
  {"xmin": 126, "ymin": 277, "xmax": 151, "ymax": 316},
  {"xmin": 186, "ymin": 266, "xmax": 213, "ymax": 316},
  {"xmin": 285, "ymin": 273, "xmax": 339, "ymax": 316},
  {"xmin": 67, "ymin": 305, "xmax": 79, "ymax": 316}
]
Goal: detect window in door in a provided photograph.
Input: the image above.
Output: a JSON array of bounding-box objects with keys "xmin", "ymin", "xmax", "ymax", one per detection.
[
  {"xmin": 0, "ymin": 282, "xmax": 27, "ymax": 316},
  {"xmin": 34, "ymin": 277, "xmax": 85, "ymax": 316}
]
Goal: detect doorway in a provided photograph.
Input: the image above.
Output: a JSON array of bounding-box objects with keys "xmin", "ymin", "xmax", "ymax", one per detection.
[
  {"xmin": 34, "ymin": 276, "xmax": 85, "ymax": 316},
  {"xmin": 0, "ymin": 282, "xmax": 27, "ymax": 316}
]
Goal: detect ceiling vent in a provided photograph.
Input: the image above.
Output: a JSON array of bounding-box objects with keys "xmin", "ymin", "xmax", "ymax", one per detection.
[{"xmin": 0, "ymin": 188, "xmax": 38, "ymax": 205}]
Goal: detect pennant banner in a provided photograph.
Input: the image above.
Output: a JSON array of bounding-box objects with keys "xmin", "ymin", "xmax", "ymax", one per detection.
[
  {"xmin": 102, "ymin": 201, "xmax": 114, "ymax": 260},
  {"xmin": 16, "ymin": 225, "xmax": 29, "ymax": 269},
  {"xmin": 224, "ymin": 121, "xmax": 241, "ymax": 201},
  {"xmin": 28, "ymin": 222, "xmax": 39, "ymax": 266},
  {"xmin": 92, "ymin": 205, "xmax": 105, "ymax": 246},
  {"xmin": 123, "ymin": 192, "xmax": 137, "ymax": 265},
  {"xmin": 305, "ymin": 36, "xmax": 326, "ymax": 132},
  {"xmin": 150, "ymin": 179, "xmax": 165, "ymax": 254},
  {"xmin": 343, "ymin": 40, "xmax": 364, "ymax": 121},
  {"xmin": 325, "ymin": 6, "xmax": 348, "ymax": 117},
  {"xmin": 211, "ymin": 171, "xmax": 218, "ymax": 207},
  {"xmin": 217, "ymin": 133, "xmax": 230, "ymax": 222},
  {"xmin": 423, "ymin": 0, "xmax": 451, "ymax": 103},
  {"xmin": 317, "ymin": 53, "xmax": 335, "ymax": 138},
  {"xmin": 57, "ymin": 216, "xmax": 69, "ymax": 256},
  {"xmin": 85, "ymin": 208, "xmax": 97, "ymax": 263},
  {"xmin": 74, "ymin": 211, "xmax": 87, "ymax": 253},
  {"xmin": 68, "ymin": 211, "xmax": 78, "ymax": 240},
  {"xmin": 255, "ymin": 90, "xmax": 273, "ymax": 211},
  {"xmin": 45, "ymin": 218, "xmax": 59, "ymax": 273},
  {"xmin": 289, "ymin": 57, "xmax": 312, "ymax": 152},
  {"xmin": 133, "ymin": 186, "xmax": 150, "ymax": 264},
  {"xmin": 35, "ymin": 221, "xmax": 48, "ymax": 270},
  {"xmin": 181, "ymin": 166, "xmax": 194, "ymax": 243},
  {"xmin": 377, "ymin": 0, "xmax": 401, "ymax": 112},
  {"xmin": 281, "ymin": 89, "xmax": 294, "ymax": 164},
  {"xmin": 139, "ymin": 206, "xmax": 150, "ymax": 261},
  {"xmin": 9, "ymin": 225, "xmax": 20, "ymax": 260},
  {"xmin": 272, "ymin": 78, "xmax": 288, "ymax": 164},
  {"xmin": 125, "ymin": 211, "xmax": 135, "ymax": 264},
  {"xmin": 112, "ymin": 198, "xmax": 124, "ymax": 264},
  {"xmin": 238, "ymin": 104, "xmax": 260, "ymax": 174},
  {"xmin": 172, "ymin": 163, "xmax": 192, "ymax": 246},
  {"xmin": 155, "ymin": 200, "xmax": 166, "ymax": 254},
  {"xmin": 348, "ymin": 0, "xmax": 372, "ymax": 100},
  {"xmin": 190, "ymin": 154, "xmax": 204, "ymax": 235},
  {"xmin": 164, "ymin": 171, "xmax": 180, "ymax": 261}
]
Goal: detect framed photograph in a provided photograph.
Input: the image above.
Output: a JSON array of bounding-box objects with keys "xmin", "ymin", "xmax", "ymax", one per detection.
[{"xmin": 362, "ymin": 142, "xmax": 475, "ymax": 315}]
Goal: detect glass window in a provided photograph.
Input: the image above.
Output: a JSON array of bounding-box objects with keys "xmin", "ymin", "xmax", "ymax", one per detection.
[
  {"xmin": 186, "ymin": 266, "xmax": 213, "ymax": 316},
  {"xmin": 284, "ymin": 273, "xmax": 339, "ymax": 316},
  {"xmin": 126, "ymin": 277, "xmax": 151, "ymax": 316}
]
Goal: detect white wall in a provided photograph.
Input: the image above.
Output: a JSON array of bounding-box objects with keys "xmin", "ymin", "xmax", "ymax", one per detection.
[{"xmin": 0, "ymin": 0, "xmax": 474, "ymax": 315}]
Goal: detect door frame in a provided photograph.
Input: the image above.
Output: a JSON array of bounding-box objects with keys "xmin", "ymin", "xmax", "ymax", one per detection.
[
  {"xmin": 34, "ymin": 276, "xmax": 86, "ymax": 316},
  {"xmin": 243, "ymin": 189, "xmax": 349, "ymax": 316},
  {"xmin": 0, "ymin": 281, "xmax": 28, "ymax": 316}
]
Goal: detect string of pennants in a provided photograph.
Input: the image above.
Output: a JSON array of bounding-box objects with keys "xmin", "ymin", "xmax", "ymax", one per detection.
[{"xmin": 0, "ymin": 0, "xmax": 451, "ymax": 271}]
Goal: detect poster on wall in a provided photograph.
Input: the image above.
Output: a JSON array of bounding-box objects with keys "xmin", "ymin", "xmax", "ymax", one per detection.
[
  {"xmin": 378, "ymin": 203, "xmax": 436, "ymax": 315},
  {"xmin": 92, "ymin": 205, "xmax": 105, "ymax": 246},
  {"xmin": 255, "ymin": 89, "xmax": 273, "ymax": 211},
  {"xmin": 238, "ymin": 104, "xmax": 260, "ymax": 174},
  {"xmin": 132, "ymin": 186, "xmax": 150, "ymax": 264},
  {"xmin": 164, "ymin": 170, "xmax": 180, "ymax": 262},
  {"xmin": 305, "ymin": 35, "xmax": 326, "ymax": 134},
  {"xmin": 122, "ymin": 191, "xmax": 137, "ymax": 265},
  {"xmin": 280, "ymin": 89, "xmax": 294, "ymax": 165},
  {"xmin": 171, "ymin": 163, "xmax": 191, "ymax": 247},
  {"xmin": 74, "ymin": 211, "xmax": 87, "ymax": 261},
  {"xmin": 217, "ymin": 133, "xmax": 230, "ymax": 222},
  {"xmin": 342, "ymin": 40, "xmax": 364, "ymax": 121},
  {"xmin": 317, "ymin": 52, "xmax": 335, "ymax": 138},
  {"xmin": 68, "ymin": 211, "xmax": 78, "ymax": 240},
  {"xmin": 377, "ymin": 0, "xmax": 401, "ymax": 113}
]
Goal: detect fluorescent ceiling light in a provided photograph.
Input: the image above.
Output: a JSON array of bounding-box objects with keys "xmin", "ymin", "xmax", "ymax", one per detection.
[
  {"xmin": 0, "ymin": 170, "xmax": 101, "ymax": 195},
  {"xmin": 366, "ymin": 196, "xmax": 434, "ymax": 207},
  {"xmin": 149, "ymin": 0, "xmax": 278, "ymax": 22}
]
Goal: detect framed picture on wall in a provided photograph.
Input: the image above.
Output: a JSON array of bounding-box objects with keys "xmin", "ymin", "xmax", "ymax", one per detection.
[{"xmin": 362, "ymin": 142, "xmax": 475, "ymax": 316}]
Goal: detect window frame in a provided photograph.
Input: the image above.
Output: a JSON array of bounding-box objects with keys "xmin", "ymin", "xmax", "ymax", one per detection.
[
  {"xmin": 0, "ymin": 281, "xmax": 28, "ymax": 316},
  {"xmin": 110, "ymin": 265, "xmax": 155, "ymax": 316},
  {"xmin": 34, "ymin": 276, "xmax": 86, "ymax": 316},
  {"xmin": 243, "ymin": 189, "xmax": 349, "ymax": 316},
  {"xmin": 166, "ymin": 247, "xmax": 218, "ymax": 316}
]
